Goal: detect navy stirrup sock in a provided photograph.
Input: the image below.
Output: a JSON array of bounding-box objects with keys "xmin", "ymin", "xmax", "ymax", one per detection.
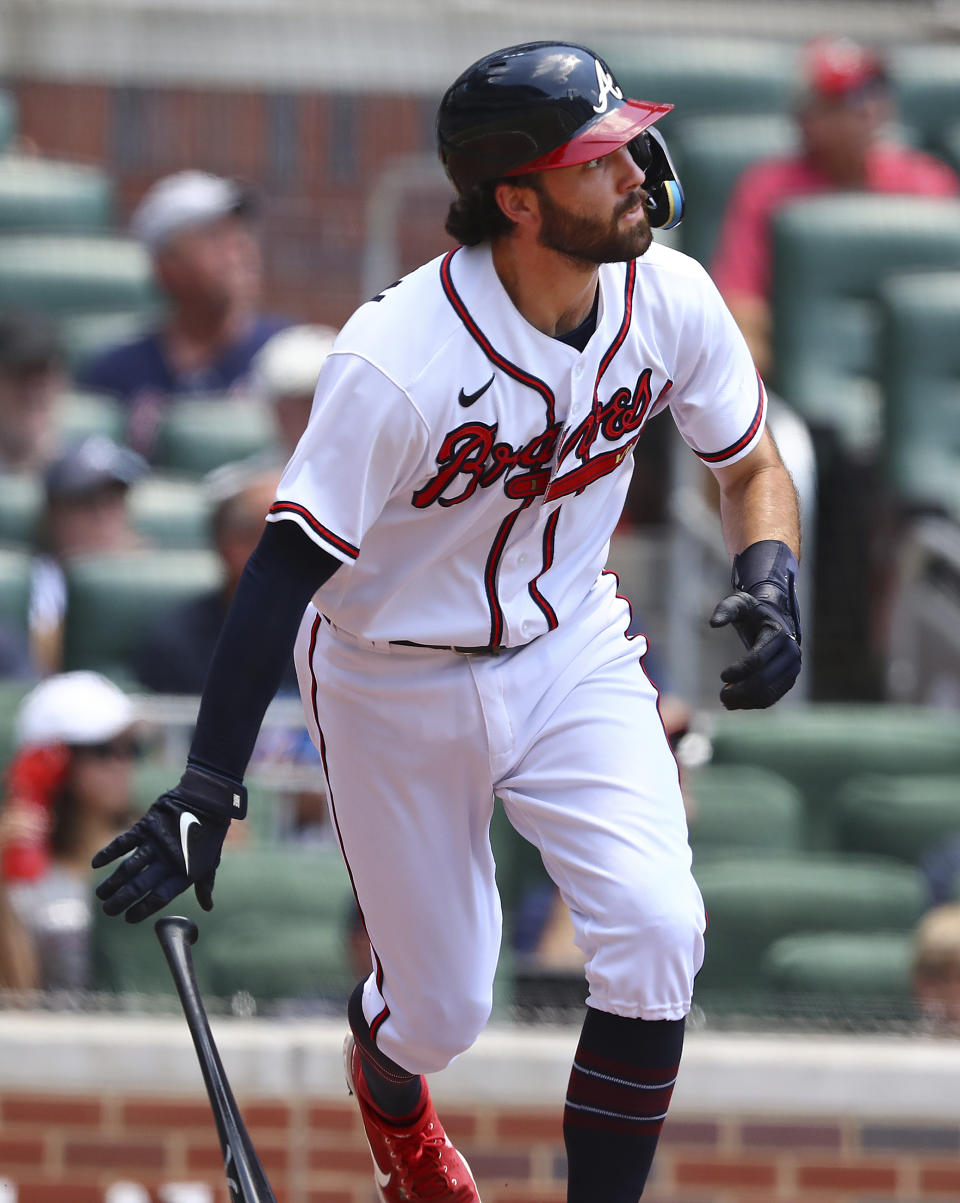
[
  {"xmin": 348, "ymin": 981, "xmax": 424, "ymax": 1121},
  {"xmin": 564, "ymin": 1009, "xmax": 686, "ymax": 1202}
]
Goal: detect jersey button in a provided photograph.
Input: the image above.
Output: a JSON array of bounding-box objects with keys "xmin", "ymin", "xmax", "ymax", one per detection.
[
  {"xmin": 522, "ymin": 621, "xmax": 533, "ymax": 635},
  {"xmin": 518, "ymin": 553, "xmax": 528, "ymax": 566}
]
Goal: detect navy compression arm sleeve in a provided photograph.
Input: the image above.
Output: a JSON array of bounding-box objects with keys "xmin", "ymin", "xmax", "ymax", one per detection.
[{"xmin": 187, "ymin": 519, "xmax": 341, "ymax": 783}]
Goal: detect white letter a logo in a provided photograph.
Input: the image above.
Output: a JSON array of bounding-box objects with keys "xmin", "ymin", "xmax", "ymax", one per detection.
[{"xmin": 593, "ymin": 60, "xmax": 623, "ymax": 114}]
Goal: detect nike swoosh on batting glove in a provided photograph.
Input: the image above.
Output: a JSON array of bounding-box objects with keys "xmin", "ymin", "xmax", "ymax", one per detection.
[
  {"xmin": 710, "ymin": 539, "xmax": 802, "ymax": 710},
  {"xmin": 92, "ymin": 764, "xmax": 247, "ymax": 924}
]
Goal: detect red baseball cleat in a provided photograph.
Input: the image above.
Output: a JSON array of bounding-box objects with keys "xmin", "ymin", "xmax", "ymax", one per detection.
[{"xmin": 343, "ymin": 1033, "xmax": 481, "ymax": 1201}]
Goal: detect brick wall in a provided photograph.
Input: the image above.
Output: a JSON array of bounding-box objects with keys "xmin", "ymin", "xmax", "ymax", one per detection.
[
  {"xmin": 4, "ymin": 1086, "xmax": 960, "ymax": 1202},
  {"xmin": 1, "ymin": 986, "xmax": 957, "ymax": 1203},
  {"xmin": 7, "ymin": 79, "xmax": 452, "ymax": 330}
]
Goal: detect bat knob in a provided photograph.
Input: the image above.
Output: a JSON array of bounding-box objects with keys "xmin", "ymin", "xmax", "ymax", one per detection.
[{"xmin": 155, "ymin": 915, "xmax": 199, "ymax": 945}]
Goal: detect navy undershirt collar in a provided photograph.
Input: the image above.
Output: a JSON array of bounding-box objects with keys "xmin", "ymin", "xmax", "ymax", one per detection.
[{"xmin": 554, "ymin": 287, "xmax": 600, "ymax": 353}]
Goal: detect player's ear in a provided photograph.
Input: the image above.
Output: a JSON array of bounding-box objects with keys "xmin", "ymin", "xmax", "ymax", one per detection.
[{"xmin": 494, "ymin": 179, "xmax": 541, "ymax": 231}]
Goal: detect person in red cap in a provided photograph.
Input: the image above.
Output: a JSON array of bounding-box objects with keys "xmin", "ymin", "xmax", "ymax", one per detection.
[{"xmin": 711, "ymin": 35, "xmax": 959, "ymax": 377}]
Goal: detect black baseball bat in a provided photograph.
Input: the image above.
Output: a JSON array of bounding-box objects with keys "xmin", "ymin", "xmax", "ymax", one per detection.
[{"xmin": 155, "ymin": 916, "xmax": 278, "ymax": 1203}]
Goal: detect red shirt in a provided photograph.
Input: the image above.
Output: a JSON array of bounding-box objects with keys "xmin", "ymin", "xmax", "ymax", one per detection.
[{"xmin": 710, "ymin": 144, "xmax": 960, "ymax": 302}]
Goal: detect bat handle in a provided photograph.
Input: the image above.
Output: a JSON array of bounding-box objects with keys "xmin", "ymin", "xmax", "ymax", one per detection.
[{"xmin": 156, "ymin": 916, "xmax": 208, "ymax": 1026}]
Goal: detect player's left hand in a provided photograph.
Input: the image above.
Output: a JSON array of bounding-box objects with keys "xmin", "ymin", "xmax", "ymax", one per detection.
[
  {"xmin": 710, "ymin": 539, "xmax": 801, "ymax": 710},
  {"xmin": 92, "ymin": 765, "xmax": 247, "ymax": 924}
]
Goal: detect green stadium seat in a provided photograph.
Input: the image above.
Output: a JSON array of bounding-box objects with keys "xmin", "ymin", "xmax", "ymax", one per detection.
[
  {"xmin": 611, "ymin": 37, "xmax": 795, "ymax": 122},
  {"xmin": 489, "ymin": 797, "xmax": 553, "ymax": 942},
  {"xmin": 685, "ymin": 764, "xmax": 804, "ymax": 856},
  {"xmin": 0, "ymin": 154, "xmax": 114, "ymax": 233},
  {"xmin": 770, "ymin": 195, "xmax": 960, "ymax": 455},
  {"xmin": 0, "ymin": 545, "xmax": 31, "ymax": 630},
  {"xmin": 887, "ymin": 45, "xmax": 960, "ymax": 160},
  {"xmin": 91, "ymin": 836, "xmax": 346, "ymax": 1001},
  {"xmin": 0, "ymin": 92, "xmax": 16, "ymax": 153},
  {"xmin": 0, "ymin": 472, "xmax": 42, "ymax": 545},
  {"xmin": 708, "ymin": 705, "xmax": 960, "ymax": 850},
  {"xmin": 0, "ymin": 234, "xmax": 157, "ymax": 317},
  {"xmin": 154, "ymin": 397, "xmax": 277, "ymax": 475},
  {"xmin": 877, "ymin": 269, "xmax": 960, "ymax": 518},
  {"xmin": 837, "ymin": 773, "xmax": 960, "ymax": 865},
  {"xmin": 59, "ymin": 309, "xmax": 157, "ymax": 374},
  {"xmin": 0, "ymin": 678, "xmax": 33, "ymax": 774},
  {"xmin": 671, "ymin": 114, "xmax": 796, "ymax": 268},
  {"xmin": 209, "ymin": 843, "xmax": 354, "ymax": 919},
  {"xmin": 204, "ymin": 912, "xmax": 353, "ymax": 1004},
  {"xmin": 759, "ymin": 930, "xmax": 914, "ymax": 1008},
  {"xmin": 54, "ymin": 389, "xmax": 125, "ymax": 444},
  {"xmin": 128, "ymin": 474, "xmax": 212, "ymax": 549},
  {"xmin": 943, "ymin": 120, "xmax": 960, "ymax": 177},
  {"xmin": 202, "ymin": 844, "xmax": 357, "ymax": 1002},
  {"xmin": 693, "ymin": 853, "xmax": 926, "ymax": 1001},
  {"xmin": 62, "ymin": 549, "xmax": 221, "ymax": 681}
]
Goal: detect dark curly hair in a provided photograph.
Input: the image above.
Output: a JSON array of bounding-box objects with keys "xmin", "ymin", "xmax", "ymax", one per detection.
[{"xmin": 445, "ymin": 176, "xmax": 540, "ymax": 246}]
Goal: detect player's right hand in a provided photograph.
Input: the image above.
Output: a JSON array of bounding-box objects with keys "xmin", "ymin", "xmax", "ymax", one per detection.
[{"xmin": 92, "ymin": 765, "xmax": 247, "ymax": 924}]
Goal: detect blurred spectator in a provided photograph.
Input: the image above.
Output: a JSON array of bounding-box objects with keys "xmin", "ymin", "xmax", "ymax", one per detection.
[
  {"xmin": 0, "ymin": 626, "xmax": 34, "ymax": 682},
  {"xmin": 0, "ymin": 672, "xmax": 139, "ymax": 991},
  {"xmin": 250, "ymin": 324, "xmax": 339, "ymax": 461},
  {"xmin": 77, "ymin": 171, "xmax": 289, "ymax": 454},
  {"xmin": 912, "ymin": 903, "xmax": 960, "ymax": 1033},
  {"xmin": 711, "ymin": 35, "xmax": 960, "ymax": 377},
  {"xmin": 920, "ymin": 831, "xmax": 960, "ymax": 907},
  {"xmin": 30, "ymin": 436, "xmax": 147, "ymax": 674},
  {"xmin": 135, "ymin": 464, "xmax": 295, "ymax": 695},
  {"xmin": 0, "ymin": 311, "xmax": 64, "ymax": 473},
  {"xmin": 134, "ymin": 463, "xmax": 323, "ymax": 841}
]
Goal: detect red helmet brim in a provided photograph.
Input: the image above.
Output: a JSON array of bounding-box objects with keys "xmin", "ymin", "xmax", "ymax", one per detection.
[{"xmin": 503, "ymin": 98, "xmax": 674, "ymax": 176}]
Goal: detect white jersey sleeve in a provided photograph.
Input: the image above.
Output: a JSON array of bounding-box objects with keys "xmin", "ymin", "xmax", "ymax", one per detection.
[
  {"xmin": 267, "ymin": 352, "xmax": 429, "ymax": 563},
  {"xmin": 665, "ymin": 261, "xmax": 766, "ymax": 467}
]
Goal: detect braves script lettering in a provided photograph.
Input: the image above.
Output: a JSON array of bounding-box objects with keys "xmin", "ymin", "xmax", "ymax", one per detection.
[
  {"xmin": 560, "ymin": 368, "xmax": 672, "ymax": 464},
  {"xmin": 412, "ymin": 421, "xmax": 563, "ymax": 508},
  {"xmin": 412, "ymin": 370, "xmax": 672, "ymax": 509}
]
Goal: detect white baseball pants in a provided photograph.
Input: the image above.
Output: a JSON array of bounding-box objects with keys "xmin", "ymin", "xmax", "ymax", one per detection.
[{"xmin": 294, "ymin": 574, "xmax": 705, "ymax": 1074}]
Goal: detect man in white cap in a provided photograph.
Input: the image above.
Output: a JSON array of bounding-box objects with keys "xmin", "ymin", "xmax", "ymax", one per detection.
[
  {"xmin": 250, "ymin": 324, "xmax": 339, "ymax": 461},
  {"xmin": 77, "ymin": 170, "xmax": 289, "ymax": 452}
]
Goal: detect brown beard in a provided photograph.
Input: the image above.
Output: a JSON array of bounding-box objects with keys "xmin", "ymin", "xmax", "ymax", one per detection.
[{"xmin": 533, "ymin": 183, "xmax": 653, "ymax": 265}]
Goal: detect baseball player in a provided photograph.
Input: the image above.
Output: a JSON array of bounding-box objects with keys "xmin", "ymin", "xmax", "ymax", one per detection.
[{"xmin": 94, "ymin": 42, "xmax": 802, "ymax": 1203}]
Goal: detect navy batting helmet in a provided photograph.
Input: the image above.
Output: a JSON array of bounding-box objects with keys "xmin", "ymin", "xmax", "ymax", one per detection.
[{"xmin": 437, "ymin": 41, "xmax": 684, "ymax": 230}]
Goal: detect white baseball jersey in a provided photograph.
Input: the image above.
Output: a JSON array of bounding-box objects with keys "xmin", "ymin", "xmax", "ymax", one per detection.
[{"xmin": 268, "ymin": 240, "xmax": 766, "ymax": 648}]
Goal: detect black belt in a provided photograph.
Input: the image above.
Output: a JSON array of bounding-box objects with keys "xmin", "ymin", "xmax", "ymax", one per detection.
[{"xmin": 388, "ymin": 639, "xmax": 505, "ymax": 656}]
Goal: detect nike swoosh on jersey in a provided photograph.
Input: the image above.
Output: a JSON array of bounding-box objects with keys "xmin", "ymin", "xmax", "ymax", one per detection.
[
  {"xmin": 179, "ymin": 811, "xmax": 201, "ymax": 876},
  {"xmin": 458, "ymin": 374, "xmax": 495, "ymax": 407}
]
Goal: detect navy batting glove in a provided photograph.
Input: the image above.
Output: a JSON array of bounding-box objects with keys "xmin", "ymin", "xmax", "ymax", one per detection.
[
  {"xmin": 92, "ymin": 764, "xmax": 247, "ymax": 924},
  {"xmin": 710, "ymin": 539, "xmax": 802, "ymax": 710}
]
